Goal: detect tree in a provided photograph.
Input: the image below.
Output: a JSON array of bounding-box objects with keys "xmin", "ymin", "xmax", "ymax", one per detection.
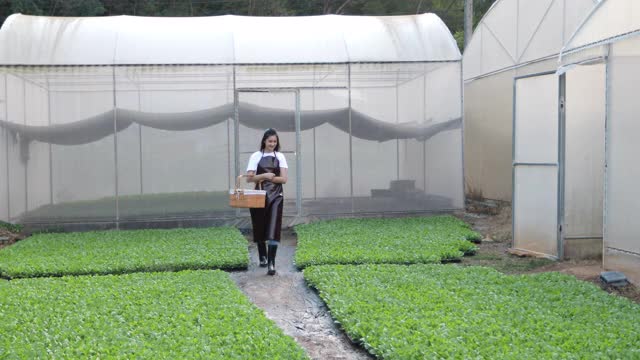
[
  {"xmin": 52, "ymin": 0, "xmax": 105, "ymax": 16},
  {"xmin": 0, "ymin": 0, "xmax": 498, "ymax": 48}
]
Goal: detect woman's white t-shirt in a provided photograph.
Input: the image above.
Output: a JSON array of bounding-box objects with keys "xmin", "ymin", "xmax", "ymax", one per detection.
[{"xmin": 246, "ymin": 151, "xmax": 288, "ymax": 172}]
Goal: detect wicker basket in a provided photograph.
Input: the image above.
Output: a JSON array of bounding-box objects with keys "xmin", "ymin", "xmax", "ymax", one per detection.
[{"xmin": 229, "ymin": 175, "xmax": 266, "ymax": 208}]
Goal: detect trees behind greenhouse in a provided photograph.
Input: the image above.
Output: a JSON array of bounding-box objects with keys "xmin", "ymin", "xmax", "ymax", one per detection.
[{"xmin": 0, "ymin": 0, "xmax": 496, "ymax": 50}]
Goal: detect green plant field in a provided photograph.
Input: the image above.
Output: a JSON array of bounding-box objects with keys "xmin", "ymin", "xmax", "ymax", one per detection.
[
  {"xmin": 295, "ymin": 216, "xmax": 480, "ymax": 268},
  {"xmin": 0, "ymin": 270, "xmax": 308, "ymax": 359},
  {"xmin": 0, "ymin": 227, "xmax": 248, "ymax": 278},
  {"xmin": 304, "ymin": 264, "xmax": 640, "ymax": 359}
]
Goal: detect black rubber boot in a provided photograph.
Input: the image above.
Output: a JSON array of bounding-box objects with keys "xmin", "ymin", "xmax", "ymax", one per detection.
[
  {"xmin": 257, "ymin": 241, "xmax": 268, "ymax": 267},
  {"xmin": 267, "ymin": 241, "xmax": 278, "ymax": 276}
]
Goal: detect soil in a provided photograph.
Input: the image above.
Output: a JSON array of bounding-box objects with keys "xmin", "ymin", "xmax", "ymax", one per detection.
[
  {"xmin": 457, "ymin": 201, "xmax": 640, "ymax": 304},
  {"xmin": 0, "ymin": 227, "xmax": 24, "ymax": 250}
]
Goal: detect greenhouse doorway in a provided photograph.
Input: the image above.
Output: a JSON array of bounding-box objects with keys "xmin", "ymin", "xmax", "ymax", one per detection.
[
  {"xmin": 560, "ymin": 63, "xmax": 605, "ymax": 260},
  {"xmin": 511, "ymin": 66, "xmax": 606, "ymax": 260},
  {"xmin": 512, "ymin": 72, "xmax": 561, "ymax": 259},
  {"xmin": 235, "ymin": 89, "xmax": 302, "ymax": 216}
]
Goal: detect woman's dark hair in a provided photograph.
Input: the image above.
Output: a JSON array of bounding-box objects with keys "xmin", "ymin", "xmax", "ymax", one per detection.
[{"xmin": 260, "ymin": 128, "xmax": 280, "ymax": 152}]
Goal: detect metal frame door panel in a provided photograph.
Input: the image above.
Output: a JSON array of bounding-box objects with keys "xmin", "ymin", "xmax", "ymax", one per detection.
[{"xmin": 512, "ymin": 72, "xmax": 560, "ymax": 258}]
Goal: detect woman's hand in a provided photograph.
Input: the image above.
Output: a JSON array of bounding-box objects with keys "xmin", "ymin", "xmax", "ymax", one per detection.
[{"xmin": 246, "ymin": 172, "xmax": 279, "ymax": 183}]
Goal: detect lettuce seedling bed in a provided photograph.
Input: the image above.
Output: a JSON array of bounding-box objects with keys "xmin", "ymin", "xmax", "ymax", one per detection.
[
  {"xmin": 304, "ymin": 264, "xmax": 640, "ymax": 359},
  {"xmin": 0, "ymin": 270, "xmax": 308, "ymax": 359},
  {"xmin": 0, "ymin": 227, "xmax": 248, "ymax": 278},
  {"xmin": 295, "ymin": 216, "xmax": 479, "ymax": 268}
]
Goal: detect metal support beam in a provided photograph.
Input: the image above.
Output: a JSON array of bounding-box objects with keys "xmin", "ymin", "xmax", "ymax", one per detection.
[
  {"xmin": 47, "ymin": 79, "xmax": 53, "ymax": 205},
  {"xmin": 295, "ymin": 89, "xmax": 302, "ymax": 216},
  {"xmin": 4, "ymin": 73, "xmax": 10, "ymax": 220},
  {"xmin": 348, "ymin": 64, "xmax": 354, "ymax": 213},
  {"xmin": 396, "ymin": 70, "xmax": 400, "ymax": 181},
  {"xmin": 112, "ymin": 67, "xmax": 120, "ymax": 229}
]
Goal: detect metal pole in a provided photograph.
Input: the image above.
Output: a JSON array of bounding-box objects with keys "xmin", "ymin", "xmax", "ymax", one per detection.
[
  {"xmin": 227, "ymin": 69, "xmax": 232, "ymax": 191},
  {"xmin": 396, "ymin": 70, "xmax": 400, "ymax": 181},
  {"xmin": 464, "ymin": 0, "xmax": 474, "ymax": 48},
  {"xmin": 47, "ymin": 78, "xmax": 53, "ymax": 205},
  {"xmin": 233, "ymin": 66, "xmax": 240, "ymax": 180},
  {"xmin": 112, "ymin": 66, "xmax": 120, "ymax": 229},
  {"xmin": 459, "ymin": 61, "xmax": 465, "ymax": 209},
  {"xmin": 511, "ymin": 76, "xmax": 518, "ymax": 251},
  {"xmin": 295, "ymin": 89, "xmax": 302, "ymax": 216},
  {"xmin": 558, "ymin": 74, "xmax": 566, "ymax": 259},
  {"xmin": 4, "ymin": 73, "xmax": 10, "ymax": 220},
  {"xmin": 422, "ymin": 68, "xmax": 427, "ymax": 192},
  {"xmin": 348, "ymin": 64, "xmax": 354, "ymax": 213},
  {"xmin": 137, "ymin": 85, "xmax": 144, "ymax": 195},
  {"xmin": 23, "ymin": 77, "xmax": 28, "ymax": 213},
  {"xmin": 603, "ymin": 46, "xmax": 611, "ymax": 266},
  {"xmin": 312, "ymin": 67, "xmax": 317, "ymax": 200}
]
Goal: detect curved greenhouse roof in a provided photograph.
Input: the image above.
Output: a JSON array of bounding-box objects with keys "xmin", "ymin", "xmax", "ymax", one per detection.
[
  {"xmin": 561, "ymin": 0, "xmax": 640, "ymax": 61},
  {"xmin": 0, "ymin": 13, "xmax": 461, "ymax": 65},
  {"xmin": 463, "ymin": 0, "xmax": 598, "ymax": 81}
]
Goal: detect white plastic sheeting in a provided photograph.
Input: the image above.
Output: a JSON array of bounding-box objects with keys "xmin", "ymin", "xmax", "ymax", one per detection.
[
  {"xmin": 464, "ymin": 0, "xmax": 597, "ymax": 80},
  {"xmin": 559, "ymin": 0, "xmax": 640, "ymax": 283},
  {"xmin": 563, "ymin": 64, "xmax": 605, "ymax": 258},
  {"xmin": 463, "ymin": 0, "xmax": 597, "ymax": 201},
  {"xmin": 606, "ymin": 52, "xmax": 640, "ymax": 234},
  {"xmin": 604, "ymin": 40, "xmax": 640, "ymax": 284},
  {"xmin": 0, "ymin": 13, "xmax": 461, "ymax": 65},
  {"xmin": 561, "ymin": 0, "xmax": 640, "ymax": 59}
]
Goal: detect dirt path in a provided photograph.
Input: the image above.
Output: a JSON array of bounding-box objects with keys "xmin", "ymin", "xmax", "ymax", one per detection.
[
  {"xmin": 229, "ymin": 229, "xmax": 373, "ymax": 360},
  {"xmin": 458, "ymin": 204, "xmax": 640, "ymax": 303},
  {"xmin": 0, "ymin": 228, "xmax": 23, "ymax": 250}
]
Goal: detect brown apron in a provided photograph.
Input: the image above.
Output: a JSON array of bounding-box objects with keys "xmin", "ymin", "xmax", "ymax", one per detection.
[{"xmin": 250, "ymin": 152, "xmax": 283, "ymax": 243}]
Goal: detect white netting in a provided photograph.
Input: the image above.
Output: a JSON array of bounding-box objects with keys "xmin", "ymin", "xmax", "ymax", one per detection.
[{"xmin": 0, "ymin": 62, "xmax": 463, "ymax": 224}]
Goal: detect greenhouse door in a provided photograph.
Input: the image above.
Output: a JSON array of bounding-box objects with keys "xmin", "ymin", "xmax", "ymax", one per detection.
[
  {"xmin": 512, "ymin": 72, "xmax": 560, "ymax": 258},
  {"xmin": 235, "ymin": 89, "xmax": 301, "ymax": 216}
]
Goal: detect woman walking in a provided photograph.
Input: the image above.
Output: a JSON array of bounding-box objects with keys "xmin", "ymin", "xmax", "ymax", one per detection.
[{"xmin": 246, "ymin": 128, "xmax": 288, "ymax": 275}]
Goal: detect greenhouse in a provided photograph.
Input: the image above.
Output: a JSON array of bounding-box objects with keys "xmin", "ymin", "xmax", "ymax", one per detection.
[
  {"xmin": 463, "ymin": 0, "xmax": 597, "ymax": 201},
  {"xmin": 559, "ymin": 0, "xmax": 640, "ymax": 283},
  {"xmin": 0, "ymin": 13, "xmax": 464, "ymax": 228},
  {"xmin": 463, "ymin": 0, "xmax": 603, "ymax": 260}
]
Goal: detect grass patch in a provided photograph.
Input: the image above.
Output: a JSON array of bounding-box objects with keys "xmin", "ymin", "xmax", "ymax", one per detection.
[
  {"xmin": 294, "ymin": 216, "xmax": 480, "ymax": 268},
  {"xmin": 0, "ymin": 227, "xmax": 248, "ymax": 278},
  {"xmin": 304, "ymin": 264, "xmax": 640, "ymax": 359},
  {"xmin": 0, "ymin": 270, "xmax": 308, "ymax": 359}
]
